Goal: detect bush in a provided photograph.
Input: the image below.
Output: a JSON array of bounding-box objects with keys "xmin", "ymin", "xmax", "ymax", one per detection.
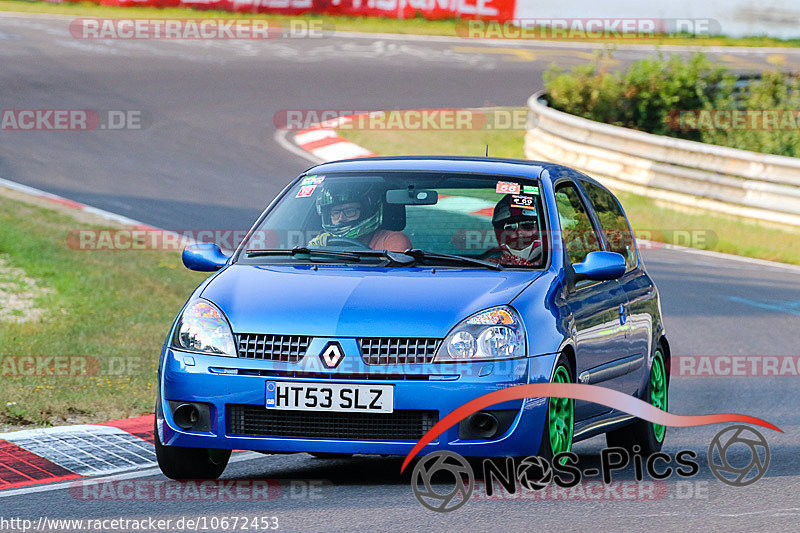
[
  {"xmin": 700, "ymin": 71, "xmax": 800, "ymax": 156},
  {"xmin": 543, "ymin": 53, "xmax": 800, "ymax": 157}
]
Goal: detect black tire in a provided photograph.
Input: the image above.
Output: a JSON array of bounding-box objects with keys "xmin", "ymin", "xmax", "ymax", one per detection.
[
  {"xmin": 605, "ymin": 348, "xmax": 668, "ymax": 456},
  {"xmin": 154, "ymin": 418, "xmax": 231, "ymax": 480},
  {"xmin": 537, "ymin": 354, "xmax": 575, "ymax": 462}
]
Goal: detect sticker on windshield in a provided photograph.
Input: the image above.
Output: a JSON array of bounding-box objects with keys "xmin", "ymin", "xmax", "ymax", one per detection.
[
  {"xmin": 296, "ymin": 185, "xmax": 317, "ymax": 198},
  {"xmin": 301, "ymin": 175, "xmax": 325, "ymax": 186},
  {"xmin": 496, "ymin": 181, "xmax": 520, "ymax": 194},
  {"xmin": 523, "ymin": 185, "xmax": 539, "ymax": 195},
  {"xmin": 511, "ymin": 194, "xmax": 535, "ymax": 209}
]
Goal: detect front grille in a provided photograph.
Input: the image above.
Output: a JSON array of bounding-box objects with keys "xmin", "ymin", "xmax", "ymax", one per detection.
[
  {"xmin": 236, "ymin": 334, "xmax": 310, "ymax": 362},
  {"xmin": 227, "ymin": 405, "xmax": 438, "ymax": 441},
  {"xmin": 359, "ymin": 338, "xmax": 441, "ymax": 365}
]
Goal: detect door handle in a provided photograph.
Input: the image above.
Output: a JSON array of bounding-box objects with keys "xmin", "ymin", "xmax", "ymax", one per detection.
[{"xmin": 619, "ymin": 303, "xmax": 627, "ymax": 325}]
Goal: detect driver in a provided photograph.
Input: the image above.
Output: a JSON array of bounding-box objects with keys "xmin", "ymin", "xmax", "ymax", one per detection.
[
  {"xmin": 486, "ymin": 194, "xmax": 542, "ymax": 266},
  {"xmin": 309, "ymin": 184, "xmax": 411, "ymax": 252}
]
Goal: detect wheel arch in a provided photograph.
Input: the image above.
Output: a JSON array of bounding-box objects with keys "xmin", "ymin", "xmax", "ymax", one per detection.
[
  {"xmin": 559, "ymin": 342, "xmax": 577, "ymax": 383},
  {"xmin": 658, "ymin": 335, "xmax": 671, "ymax": 386}
]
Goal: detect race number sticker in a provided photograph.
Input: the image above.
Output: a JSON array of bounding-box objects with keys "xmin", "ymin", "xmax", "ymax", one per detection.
[
  {"xmin": 296, "ymin": 185, "xmax": 317, "ymax": 198},
  {"xmin": 511, "ymin": 194, "xmax": 535, "ymax": 209},
  {"xmin": 496, "ymin": 181, "xmax": 520, "ymax": 194},
  {"xmin": 301, "ymin": 175, "xmax": 325, "ymax": 186}
]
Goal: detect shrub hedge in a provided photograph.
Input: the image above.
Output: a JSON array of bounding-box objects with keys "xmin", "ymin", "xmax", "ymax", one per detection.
[{"xmin": 543, "ymin": 53, "xmax": 800, "ymax": 158}]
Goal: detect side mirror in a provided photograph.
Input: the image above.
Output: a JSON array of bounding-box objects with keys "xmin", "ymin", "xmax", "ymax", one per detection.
[
  {"xmin": 182, "ymin": 243, "xmax": 230, "ymax": 272},
  {"xmin": 572, "ymin": 251, "xmax": 626, "ymax": 281}
]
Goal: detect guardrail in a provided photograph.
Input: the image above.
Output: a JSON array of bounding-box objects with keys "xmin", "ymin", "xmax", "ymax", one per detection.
[{"xmin": 524, "ymin": 91, "xmax": 800, "ymax": 227}]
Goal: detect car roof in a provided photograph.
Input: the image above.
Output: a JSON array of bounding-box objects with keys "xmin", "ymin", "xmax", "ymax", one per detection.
[{"xmin": 306, "ymin": 156, "xmax": 577, "ymax": 182}]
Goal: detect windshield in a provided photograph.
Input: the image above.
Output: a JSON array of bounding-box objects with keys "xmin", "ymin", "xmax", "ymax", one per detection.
[{"xmin": 236, "ymin": 171, "xmax": 548, "ymax": 269}]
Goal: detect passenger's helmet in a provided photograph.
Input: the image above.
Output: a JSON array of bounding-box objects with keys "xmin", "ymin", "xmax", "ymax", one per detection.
[
  {"xmin": 492, "ymin": 194, "xmax": 541, "ymax": 259},
  {"xmin": 315, "ymin": 183, "xmax": 383, "ymax": 239}
]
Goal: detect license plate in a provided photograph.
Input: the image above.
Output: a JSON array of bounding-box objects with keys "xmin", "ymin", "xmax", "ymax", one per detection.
[{"xmin": 265, "ymin": 381, "xmax": 394, "ymax": 413}]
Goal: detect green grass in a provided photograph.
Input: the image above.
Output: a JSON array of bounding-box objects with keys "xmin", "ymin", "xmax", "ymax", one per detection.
[
  {"xmin": 337, "ymin": 110, "xmax": 800, "ymax": 265},
  {"xmin": 0, "ymin": 193, "xmax": 206, "ymax": 428},
  {"xmin": 1, "ymin": 0, "xmax": 799, "ymax": 47},
  {"xmin": 614, "ymin": 193, "xmax": 800, "ymax": 264}
]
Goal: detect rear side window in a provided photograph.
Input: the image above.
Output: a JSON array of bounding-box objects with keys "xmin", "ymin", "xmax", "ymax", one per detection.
[
  {"xmin": 554, "ymin": 183, "xmax": 601, "ymax": 265},
  {"xmin": 581, "ymin": 181, "xmax": 638, "ymax": 271}
]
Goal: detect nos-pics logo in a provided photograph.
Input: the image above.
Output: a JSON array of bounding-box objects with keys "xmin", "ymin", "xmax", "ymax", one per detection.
[{"xmin": 411, "ymin": 425, "xmax": 770, "ymax": 512}]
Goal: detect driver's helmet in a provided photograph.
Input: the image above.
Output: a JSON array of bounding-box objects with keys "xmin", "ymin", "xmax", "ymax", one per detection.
[
  {"xmin": 315, "ymin": 182, "xmax": 383, "ymax": 239},
  {"xmin": 491, "ymin": 194, "xmax": 541, "ymax": 259}
]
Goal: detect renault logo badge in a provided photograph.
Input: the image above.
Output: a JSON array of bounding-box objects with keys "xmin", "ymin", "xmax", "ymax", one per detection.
[{"xmin": 320, "ymin": 342, "xmax": 344, "ymax": 368}]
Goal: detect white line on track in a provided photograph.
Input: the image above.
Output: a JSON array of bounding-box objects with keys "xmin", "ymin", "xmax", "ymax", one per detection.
[
  {"xmin": 638, "ymin": 239, "xmax": 800, "ymax": 274},
  {"xmin": 335, "ymin": 30, "xmax": 800, "ymax": 55},
  {"xmin": 0, "ymin": 176, "xmax": 149, "ymax": 228}
]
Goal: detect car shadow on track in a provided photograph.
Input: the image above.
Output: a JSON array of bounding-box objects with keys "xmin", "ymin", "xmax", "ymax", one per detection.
[{"xmin": 226, "ymin": 438, "xmax": 800, "ymax": 487}]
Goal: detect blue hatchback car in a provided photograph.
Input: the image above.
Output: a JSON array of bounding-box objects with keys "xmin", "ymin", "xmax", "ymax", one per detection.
[{"xmin": 155, "ymin": 157, "xmax": 669, "ymax": 480}]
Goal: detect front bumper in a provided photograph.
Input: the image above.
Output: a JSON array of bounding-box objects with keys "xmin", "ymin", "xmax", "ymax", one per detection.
[{"xmin": 158, "ymin": 340, "xmax": 558, "ymax": 457}]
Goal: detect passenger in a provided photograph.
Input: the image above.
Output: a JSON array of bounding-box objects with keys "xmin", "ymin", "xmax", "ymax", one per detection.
[{"xmin": 486, "ymin": 194, "xmax": 542, "ymax": 266}]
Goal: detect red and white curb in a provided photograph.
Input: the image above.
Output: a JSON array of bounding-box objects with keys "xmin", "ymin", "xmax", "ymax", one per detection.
[
  {"xmin": 291, "ymin": 115, "xmax": 375, "ymax": 162},
  {"xmin": 0, "ymin": 416, "xmax": 154, "ymax": 490}
]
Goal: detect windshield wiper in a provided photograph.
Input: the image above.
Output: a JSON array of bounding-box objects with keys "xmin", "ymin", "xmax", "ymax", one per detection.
[
  {"xmin": 245, "ymin": 247, "xmax": 362, "ymax": 262},
  {"xmin": 338, "ymin": 249, "xmax": 416, "ymax": 266},
  {"xmin": 245, "ymin": 247, "xmax": 416, "ymax": 266},
  {"xmin": 403, "ymin": 249, "xmax": 503, "ymax": 270},
  {"xmin": 246, "ymin": 247, "xmax": 498, "ymax": 269}
]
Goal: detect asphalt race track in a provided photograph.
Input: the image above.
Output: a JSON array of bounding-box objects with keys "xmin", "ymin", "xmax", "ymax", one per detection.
[{"xmin": 2, "ymin": 13, "xmax": 800, "ymax": 531}]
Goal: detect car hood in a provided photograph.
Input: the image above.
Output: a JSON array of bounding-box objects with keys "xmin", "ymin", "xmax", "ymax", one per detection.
[{"xmin": 201, "ymin": 264, "xmax": 541, "ymax": 338}]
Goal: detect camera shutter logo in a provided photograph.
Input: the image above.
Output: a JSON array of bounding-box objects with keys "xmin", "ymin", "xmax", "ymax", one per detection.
[
  {"xmin": 516, "ymin": 456, "xmax": 553, "ymax": 491},
  {"xmin": 411, "ymin": 451, "xmax": 474, "ymax": 513},
  {"xmin": 708, "ymin": 425, "xmax": 770, "ymax": 487}
]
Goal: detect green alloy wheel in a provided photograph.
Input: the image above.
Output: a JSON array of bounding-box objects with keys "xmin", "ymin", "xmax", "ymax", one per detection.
[
  {"xmin": 650, "ymin": 349, "xmax": 667, "ymax": 442},
  {"xmin": 548, "ymin": 364, "xmax": 574, "ymax": 459},
  {"xmin": 606, "ymin": 347, "xmax": 669, "ymax": 455},
  {"xmin": 537, "ymin": 355, "xmax": 574, "ymax": 463}
]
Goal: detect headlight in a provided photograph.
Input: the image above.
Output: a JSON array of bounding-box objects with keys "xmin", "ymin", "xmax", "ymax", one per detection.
[
  {"xmin": 434, "ymin": 306, "xmax": 526, "ymax": 362},
  {"xmin": 172, "ymin": 299, "xmax": 237, "ymax": 357}
]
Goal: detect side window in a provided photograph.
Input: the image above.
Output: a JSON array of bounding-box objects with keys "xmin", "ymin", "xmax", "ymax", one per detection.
[
  {"xmin": 554, "ymin": 183, "xmax": 601, "ymax": 265},
  {"xmin": 580, "ymin": 181, "xmax": 638, "ymax": 271}
]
